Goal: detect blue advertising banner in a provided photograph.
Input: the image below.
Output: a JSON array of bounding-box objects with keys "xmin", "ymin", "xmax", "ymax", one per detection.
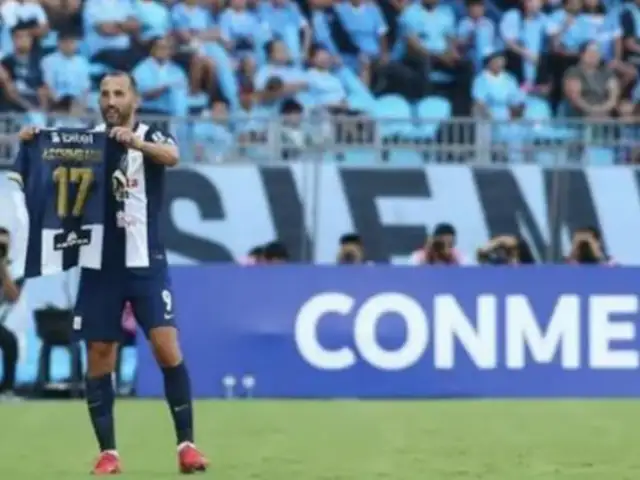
[{"xmin": 136, "ymin": 266, "xmax": 640, "ymax": 398}]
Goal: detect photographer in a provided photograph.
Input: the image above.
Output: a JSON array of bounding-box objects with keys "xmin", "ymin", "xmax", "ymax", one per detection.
[
  {"xmin": 566, "ymin": 227, "xmax": 612, "ymax": 264},
  {"xmin": 0, "ymin": 226, "xmax": 24, "ymax": 398},
  {"xmin": 477, "ymin": 235, "xmax": 535, "ymax": 265},
  {"xmin": 336, "ymin": 234, "xmax": 366, "ymax": 265},
  {"xmin": 412, "ymin": 224, "xmax": 463, "ymax": 265}
]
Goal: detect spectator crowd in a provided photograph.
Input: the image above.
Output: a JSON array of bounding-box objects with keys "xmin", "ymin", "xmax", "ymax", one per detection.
[{"xmin": 1, "ymin": 0, "xmax": 640, "ymax": 132}]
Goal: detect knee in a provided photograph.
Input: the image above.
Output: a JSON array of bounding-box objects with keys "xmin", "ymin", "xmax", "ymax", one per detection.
[
  {"xmin": 87, "ymin": 342, "xmax": 118, "ymax": 377},
  {"xmin": 149, "ymin": 327, "xmax": 183, "ymax": 368}
]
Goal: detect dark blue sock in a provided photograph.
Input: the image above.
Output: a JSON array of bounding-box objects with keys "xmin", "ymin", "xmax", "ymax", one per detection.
[
  {"xmin": 162, "ymin": 362, "xmax": 194, "ymax": 444},
  {"xmin": 86, "ymin": 374, "xmax": 116, "ymax": 451}
]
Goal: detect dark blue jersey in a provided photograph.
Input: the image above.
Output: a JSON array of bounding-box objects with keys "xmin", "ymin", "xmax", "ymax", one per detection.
[{"xmin": 10, "ymin": 128, "xmax": 126, "ymax": 277}]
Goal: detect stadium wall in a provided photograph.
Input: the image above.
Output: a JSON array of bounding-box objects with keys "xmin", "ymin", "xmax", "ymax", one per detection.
[{"xmin": 161, "ymin": 165, "xmax": 640, "ymax": 265}]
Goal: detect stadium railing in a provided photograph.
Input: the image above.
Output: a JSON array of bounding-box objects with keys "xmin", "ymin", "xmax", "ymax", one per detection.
[{"xmin": 0, "ymin": 113, "xmax": 636, "ymax": 165}]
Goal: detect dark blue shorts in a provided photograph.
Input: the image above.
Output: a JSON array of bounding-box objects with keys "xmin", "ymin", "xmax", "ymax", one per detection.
[{"xmin": 74, "ymin": 268, "xmax": 176, "ymax": 342}]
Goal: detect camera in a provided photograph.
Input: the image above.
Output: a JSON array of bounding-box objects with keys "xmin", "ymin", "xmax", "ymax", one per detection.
[
  {"xmin": 575, "ymin": 240, "xmax": 600, "ymax": 264},
  {"xmin": 483, "ymin": 245, "xmax": 515, "ymax": 265}
]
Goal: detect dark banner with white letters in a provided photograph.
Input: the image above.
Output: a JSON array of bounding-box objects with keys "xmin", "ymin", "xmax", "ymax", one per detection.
[{"xmin": 136, "ymin": 266, "xmax": 640, "ymax": 398}]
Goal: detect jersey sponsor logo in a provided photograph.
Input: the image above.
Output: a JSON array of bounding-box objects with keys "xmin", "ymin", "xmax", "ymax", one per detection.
[
  {"xmin": 53, "ymin": 230, "xmax": 92, "ymax": 250},
  {"xmin": 161, "ymin": 165, "xmax": 640, "ymax": 265},
  {"xmin": 73, "ymin": 315, "xmax": 82, "ymax": 330}
]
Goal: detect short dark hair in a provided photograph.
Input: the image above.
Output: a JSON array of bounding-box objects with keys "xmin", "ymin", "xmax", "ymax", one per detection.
[
  {"xmin": 340, "ymin": 233, "xmax": 362, "ymax": 246},
  {"xmin": 11, "ymin": 21, "xmax": 32, "ymax": 36},
  {"xmin": 263, "ymin": 241, "xmax": 289, "ymax": 261},
  {"xmin": 100, "ymin": 71, "xmax": 138, "ymax": 93},
  {"xmin": 434, "ymin": 223, "xmax": 456, "ymax": 237}
]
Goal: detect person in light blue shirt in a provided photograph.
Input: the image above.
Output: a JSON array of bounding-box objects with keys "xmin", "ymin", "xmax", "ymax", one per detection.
[
  {"xmin": 546, "ymin": 0, "xmax": 589, "ymax": 108},
  {"xmin": 254, "ymin": 39, "xmax": 307, "ymax": 108},
  {"xmin": 41, "ymin": 32, "xmax": 90, "ymax": 106},
  {"xmin": 171, "ymin": 0, "xmax": 212, "ymax": 44},
  {"xmin": 219, "ymin": 0, "xmax": 269, "ymax": 62},
  {"xmin": 330, "ymin": 0, "xmax": 389, "ymax": 74},
  {"xmin": 258, "ymin": 0, "xmax": 311, "ymax": 65},
  {"xmin": 83, "ymin": 0, "xmax": 141, "ymax": 70},
  {"xmin": 397, "ymin": 0, "xmax": 473, "ymax": 114},
  {"xmin": 472, "ymin": 50, "xmax": 524, "ymax": 120},
  {"xmin": 133, "ymin": 0, "xmax": 172, "ymax": 48},
  {"xmin": 457, "ymin": 0, "xmax": 497, "ymax": 73},
  {"xmin": 305, "ymin": 46, "xmax": 348, "ymax": 109},
  {"xmin": 547, "ymin": 0, "xmax": 590, "ymax": 54},
  {"xmin": 0, "ymin": 0, "xmax": 49, "ymax": 56},
  {"xmin": 170, "ymin": 0, "xmax": 231, "ymax": 105},
  {"xmin": 132, "ymin": 36, "xmax": 189, "ymax": 115},
  {"xmin": 499, "ymin": 0, "xmax": 549, "ymax": 88}
]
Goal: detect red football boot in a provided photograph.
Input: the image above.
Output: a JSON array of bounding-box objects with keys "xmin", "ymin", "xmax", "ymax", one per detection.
[
  {"xmin": 178, "ymin": 443, "xmax": 209, "ymax": 474},
  {"xmin": 91, "ymin": 451, "xmax": 122, "ymax": 475}
]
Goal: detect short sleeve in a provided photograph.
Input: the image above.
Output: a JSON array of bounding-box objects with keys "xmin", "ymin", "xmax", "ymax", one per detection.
[
  {"xmin": 457, "ymin": 18, "xmax": 473, "ymax": 39},
  {"xmin": 471, "ymin": 75, "xmax": 488, "ymax": 102},
  {"xmin": 372, "ymin": 4, "xmax": 388, "ymax": 35},
  {"xmin": 441, "ymin": 8, "xmax": 455, "ymax": 37},
  {"xmin": 621, "ymin": 10, "xmax": 634, "ymax": 39},
  {"xmin": 500, "ymin": 9, "xmax": 521, "ymax": 42},
  {"xmin": 545, "ymin": 11, "xmax": 563, "ymax": 35},
  {"xmin": 171, "ymin": 4, "xmax": 188, "ymax": 31},
  {"xmin": 290, "ymin": 2, "xmax": 307, "ymax": 28},
  {"xmin": 144, "ymin": 125, "xmax": 177, "ymax": 146}
]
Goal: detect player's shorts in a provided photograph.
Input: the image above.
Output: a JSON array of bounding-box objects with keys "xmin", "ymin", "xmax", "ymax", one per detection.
[{"xmin": 74, "ymin": 267, "xmax": 176, "ymax": 342}]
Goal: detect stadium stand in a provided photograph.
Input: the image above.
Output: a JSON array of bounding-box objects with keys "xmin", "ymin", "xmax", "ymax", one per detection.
[{"xmin": 0, "ymin": 0, "xmax": 637, "ymax": 165}]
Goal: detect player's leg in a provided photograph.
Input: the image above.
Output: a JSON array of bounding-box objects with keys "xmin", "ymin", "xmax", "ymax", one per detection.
[
  {"xmin": 130, "ymin": 272, "xmax": 208, "ymax": 473},
  {"xmin": 75, "ymin": 269, "xmax": 124, "ymax": 474}
]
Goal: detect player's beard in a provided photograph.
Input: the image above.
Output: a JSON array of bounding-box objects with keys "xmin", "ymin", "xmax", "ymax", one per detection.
[{"xmin": 101, "ymin": 106, "xmax": 133, "ymax": 127}]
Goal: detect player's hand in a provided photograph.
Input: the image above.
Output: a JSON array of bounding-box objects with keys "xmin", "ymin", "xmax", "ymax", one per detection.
[
  {"xmin": 18, "ymin": 126, "xmax": 39, "ymax": 142},
  {"xmin": 110, "ymin": 126, "xmax": 142, "ymax": 149}
]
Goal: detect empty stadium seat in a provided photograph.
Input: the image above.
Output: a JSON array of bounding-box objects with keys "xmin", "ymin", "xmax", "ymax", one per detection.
[
  {"xmin": 416, "ymin": 96, "xmax": 452, "ymax": 140},
  {"xmin": 524, "ymin": 96, "xmax": 552, "ymax": 120},
  {"xmin": 374, "ymin": 95, "xmax": 413, "ymax": 137}
]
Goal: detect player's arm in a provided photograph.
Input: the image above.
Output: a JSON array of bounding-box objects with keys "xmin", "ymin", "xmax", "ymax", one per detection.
[{"xmin": 111, "ymin": 126, "xmax": 179, "ymax": 167}]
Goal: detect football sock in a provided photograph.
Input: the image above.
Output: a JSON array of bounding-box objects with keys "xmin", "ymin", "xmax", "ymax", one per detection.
[
  {"xmin": 86, "ymin": 374, "xmax": 116, "ymax": 452},
  {"xmin": 162, "ymin": 362, "xmax": 194, "ymax": 444}
]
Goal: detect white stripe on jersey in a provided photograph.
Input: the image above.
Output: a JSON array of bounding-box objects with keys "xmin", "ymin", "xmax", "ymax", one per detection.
[
  {"xmin": 123, "ymin": 123, "xmax": 151, "ymax": 268},
  {"xmin": 42, "ymin": 225, "xmax": 104, "ymax": 273}
]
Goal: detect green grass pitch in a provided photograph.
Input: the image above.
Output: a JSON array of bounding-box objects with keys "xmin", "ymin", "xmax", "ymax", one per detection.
[{"xmin": 0, "ymin": 400, "xmax": 639, "ymax": 479}]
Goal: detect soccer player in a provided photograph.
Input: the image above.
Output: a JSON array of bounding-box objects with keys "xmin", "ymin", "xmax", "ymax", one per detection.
[{"xmin": 18, "ymin": 72, "xmax": 208, "ymax": 475}]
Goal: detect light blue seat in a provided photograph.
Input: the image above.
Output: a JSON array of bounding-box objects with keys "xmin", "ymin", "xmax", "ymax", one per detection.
[
  {"xmin": 373, "ymin": 95, "xmax": 413, "ymax": 137},
  {"xmin": 524, "ymin": 96, "xmax": 552, "ymax": 120},
  {"xmin": 415, "ymin": 96, "xmax": 452, "ymax": 140},
  {"xmin": 584, "ymin": 147, "xmax": 615, "ymax": 165}
]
